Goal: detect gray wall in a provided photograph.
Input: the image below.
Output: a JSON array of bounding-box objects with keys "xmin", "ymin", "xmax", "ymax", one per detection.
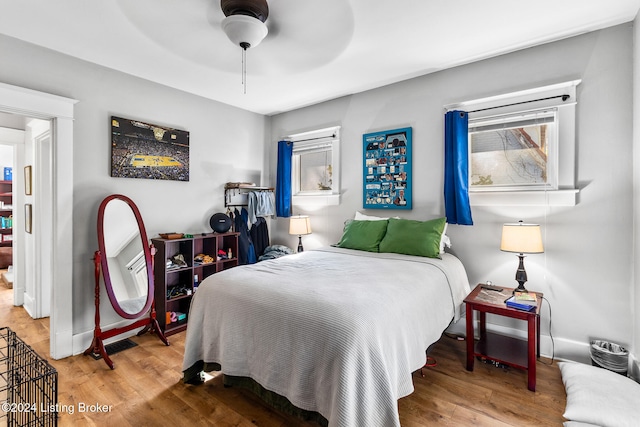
[
  {"xmin": 0, "ymin": 33, "xmax": 269, "ymax": 334},
  {"xmin": 633, "ymin": 14, "xmax": 640, "ymax": 379},
  {"xmin": 268, "ymin": 24, "xmax": 635, "ymax": 362}
]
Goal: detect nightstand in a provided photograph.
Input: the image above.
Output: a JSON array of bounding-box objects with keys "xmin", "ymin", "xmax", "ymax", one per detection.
[{"xmin": 464, "ymin": 284, "xmax": 542, "ymax": 391}]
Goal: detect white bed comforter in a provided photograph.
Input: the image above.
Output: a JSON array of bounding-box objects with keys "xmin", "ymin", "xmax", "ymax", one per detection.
[{"xmin": 182, "ymin": 246, "xmax": 470, "ymax": 427}]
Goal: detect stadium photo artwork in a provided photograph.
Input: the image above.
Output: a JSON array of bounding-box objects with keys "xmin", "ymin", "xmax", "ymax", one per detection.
[{"xmin": 110, "ymin": 116, "xmax": 190, "ymax": 181}]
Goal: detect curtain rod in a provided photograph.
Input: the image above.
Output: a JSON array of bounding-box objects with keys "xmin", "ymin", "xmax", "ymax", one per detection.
[
  {"xmin": 285, "ymin": 134, "xmax": 336, "ymax": 143},
  {"xmin": 468, "ymin": 94, "xmax": 570, "ymax": 114}
]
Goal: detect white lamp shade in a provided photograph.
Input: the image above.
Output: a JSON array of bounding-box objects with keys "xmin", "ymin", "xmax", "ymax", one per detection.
[
  {"xmin": 500, "ymin": 223, "xmax": 544, "ymax": 254},
  {"xmin": 221, "ymin": 15, "xmax": 268, "ymax": 48},
  {"xmin": 289, "ymin": 215, "xmax": 312, "ymax": 236}
]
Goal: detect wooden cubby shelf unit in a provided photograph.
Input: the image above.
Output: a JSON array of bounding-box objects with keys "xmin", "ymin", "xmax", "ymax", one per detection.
[{"xmin": 152, "ymin": 232, "xmax": 239, "ymax": 336}]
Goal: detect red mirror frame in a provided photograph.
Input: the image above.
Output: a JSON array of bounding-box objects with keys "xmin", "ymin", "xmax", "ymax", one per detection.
[
  {"xmin": 85, "ymin": 194, "xmax": 168, "ymax": 369},
  {"xmin": 97, "ymin": 194, "xmax": 153, "ymax": 319}
]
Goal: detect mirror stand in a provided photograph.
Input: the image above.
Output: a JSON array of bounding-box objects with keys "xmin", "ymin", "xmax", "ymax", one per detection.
[{"xmin": 84, "ymin": 247, "xmax": 169, "ymax": 369}]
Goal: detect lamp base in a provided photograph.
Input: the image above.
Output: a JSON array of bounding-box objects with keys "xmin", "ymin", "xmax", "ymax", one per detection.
[
  {"xmin": 513, "ymin": 253, "xmax": 528, "ymax": 294},
  {"xmin": 513, "ymin": 283, "xmax": 528, "ymax": 294},
  {"xmin": 297, "ymin": 235, "xmax": 304, "ymax": 253}
]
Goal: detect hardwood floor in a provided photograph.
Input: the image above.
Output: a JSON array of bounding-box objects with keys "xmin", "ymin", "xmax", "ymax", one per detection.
[{"xmin": 0, "ymin": 285, "xmax": 566, "ymax": 426}]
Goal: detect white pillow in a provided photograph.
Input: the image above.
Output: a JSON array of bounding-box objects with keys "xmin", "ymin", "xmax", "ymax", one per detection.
[
  {"xmin": 440, "ymin": 223, "xmax": 451, "ymax": 253},
  {"xmin": 559, "ymin": 361, "xmax": 640, "ymax": 427},
  {"xmin": 354, "ymin": 211, "xmax": 390, "ymax": 221},
  {"xmin": 353, "ymin": 212, "xmax": 452, "ymax": 254}
]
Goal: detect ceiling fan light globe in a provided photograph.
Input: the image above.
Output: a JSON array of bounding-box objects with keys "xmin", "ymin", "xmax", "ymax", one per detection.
[{"xmin": 221, "ymin": 15, "xmax": 268, "ymax": 49}]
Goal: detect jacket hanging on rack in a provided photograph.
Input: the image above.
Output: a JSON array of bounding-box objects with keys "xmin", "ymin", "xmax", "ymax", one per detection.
[
  {"xmin": 247, "ymin": 190, "xmax": 276, "ymax": 225},
  {"xmin": 250, "ymin": 217, "xmax": 270, "ymax": 259},
  {"xmin": 234, "ymin": 208, "xmax": 256, "ymax": 265}
]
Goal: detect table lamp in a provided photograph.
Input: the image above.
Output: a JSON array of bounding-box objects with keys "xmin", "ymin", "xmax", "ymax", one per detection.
[
  {"xmin": 289, "ymin": 215, "xmax": 312, "ymax": 252},
  {"xmin": 500, "ymin": 221, "xmax": 544, "ymax": 293}
]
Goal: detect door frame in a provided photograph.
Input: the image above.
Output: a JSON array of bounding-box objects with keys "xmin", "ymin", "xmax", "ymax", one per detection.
[{"xmin": 0, "ymin": 82, "xmax": 76, "ymax": 359}]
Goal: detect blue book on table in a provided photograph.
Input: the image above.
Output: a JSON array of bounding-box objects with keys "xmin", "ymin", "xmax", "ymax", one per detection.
[{"xmin": 505, "ymin": 296, "xmax": 536, "ymax": 311}]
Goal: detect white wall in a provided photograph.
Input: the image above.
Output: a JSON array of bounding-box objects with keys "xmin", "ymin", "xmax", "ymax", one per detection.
[
  {"xmin": 0, "ymin": 144, "xmax": 13, "ymax": 174},
  {"xmin": 0, "ymin": 33, "xmax": 269, "ymax": 339},
  {"xmin": 269, "ymin": 24, "xmax": 635, "ymax": 363}
]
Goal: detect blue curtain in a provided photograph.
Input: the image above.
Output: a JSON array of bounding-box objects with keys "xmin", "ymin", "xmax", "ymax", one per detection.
[
  {"xmin": 444, "ymin": 111, "xmax": 473, "ymax": 225},
  {"xmin": 276, "ymin": 140, "xmax": 293, "ymax": 217}
]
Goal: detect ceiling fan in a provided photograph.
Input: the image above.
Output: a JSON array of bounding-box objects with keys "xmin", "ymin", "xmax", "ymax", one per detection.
[
  {"xmin": 220, "ymin": 0, "xmax": 270, "ymax": 92},
  {"xmin": 220, "ymin": 0, "xmax": 269, "ymax": 49}
]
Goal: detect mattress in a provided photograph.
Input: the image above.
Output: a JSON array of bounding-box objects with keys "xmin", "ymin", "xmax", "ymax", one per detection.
[{"xmin": 182, "ymin": 246, "xmax": 470, "ymax": 427}]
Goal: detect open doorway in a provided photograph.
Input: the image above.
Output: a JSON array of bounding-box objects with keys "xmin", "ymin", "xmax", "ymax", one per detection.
[
  {"xmin": 0, "ymin": 115, "xmax": 52, "ymax": 319},
  {"xmin": 0, "ymin": 117, "xmax": 54, "ymax": 314},
  {"xmin": 0, "ymin": 121, "xmax": 22, "ymax": 309},
  {"xmin": 0, "ymin": 82, "xmax": 75, "ymax": 360}
]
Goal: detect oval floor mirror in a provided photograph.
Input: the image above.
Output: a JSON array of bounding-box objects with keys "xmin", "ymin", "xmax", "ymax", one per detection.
[{"xmin": 85, "ymin": 194, "xmax": 169, "ymax": 369}]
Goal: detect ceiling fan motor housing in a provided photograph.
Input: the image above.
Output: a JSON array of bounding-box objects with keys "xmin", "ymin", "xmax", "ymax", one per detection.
[{"xmin": 221, "ymin": 0, "xmax": 269, "ymax": 23}]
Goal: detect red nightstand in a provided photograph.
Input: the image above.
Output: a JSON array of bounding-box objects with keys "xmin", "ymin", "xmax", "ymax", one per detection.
[{"xmin": 464, "ymin": 284, "xmax": 542, "ymax": 391}]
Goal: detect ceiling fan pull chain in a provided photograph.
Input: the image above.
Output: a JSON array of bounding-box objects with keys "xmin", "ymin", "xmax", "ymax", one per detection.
[{"xmin": 242, "ymin": 46, "xmax": 247, "ymax": 94}]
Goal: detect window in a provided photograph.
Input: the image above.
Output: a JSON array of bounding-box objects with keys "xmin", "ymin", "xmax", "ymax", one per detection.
[
  {"xmin": 469, "ymin": 109, "xmax": 557, "ymax": 191},
  {"xmin": 288, "ymin": 126, "xmax": 341, "ymax": 205},
  {"xmin": 295, "ymin": 141, "xmax": 333, "ymax": 193},
  {"xmin": 446, "ymin": 80, "xmax": 580, "ymax": 206}
]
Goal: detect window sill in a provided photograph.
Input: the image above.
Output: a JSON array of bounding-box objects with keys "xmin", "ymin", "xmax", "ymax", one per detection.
[
  {"xmin": 293, "ymin": 194, "xmax": 340, "ymax": 206},
  {"xmin": 469, "ymin": 189, "xmax": 578, "ymax": 206}
]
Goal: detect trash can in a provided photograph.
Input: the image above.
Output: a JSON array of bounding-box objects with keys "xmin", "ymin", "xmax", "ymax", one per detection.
[{"xmin": 590, "ymin": 340, "xmax": 629, "ymax": 376}]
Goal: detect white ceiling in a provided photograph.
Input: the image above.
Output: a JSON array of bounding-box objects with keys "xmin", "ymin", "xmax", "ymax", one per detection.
[{"xmin": 1, "ymin": 0, "xmax": 639, "ymax": 116}]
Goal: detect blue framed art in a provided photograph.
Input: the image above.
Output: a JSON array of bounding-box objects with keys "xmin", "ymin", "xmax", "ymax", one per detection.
[{"xmin": 363, "ymin": 127, "xmax": 412, "ymax": 210}]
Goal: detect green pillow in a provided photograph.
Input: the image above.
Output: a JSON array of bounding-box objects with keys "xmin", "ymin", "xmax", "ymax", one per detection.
[
  {"xmin": 336, "ymin": 219, "xmax": 388, "ymax": 252},
  {"xmin": 379, "ymin": 217, "xmax": 446, "ymax": 258}
]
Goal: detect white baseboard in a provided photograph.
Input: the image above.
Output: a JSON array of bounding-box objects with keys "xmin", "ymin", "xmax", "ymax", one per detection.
[
  {"xmin": 445, "ymin": 317, "xmax": 592, "ymax": 363},
  {"xmin": 491, "ymin": 323, "xmax": 592, "ymax": 364},
  {"xmin": 52, "ymin": 327, "xmax": 74, "ymax": 359},
  {"xmin": 72, "ymin": 320, "xmax": 146, "ymax": 356},
  {"xmin": 22, "ymin": 293, "xmax": 35, "ymax": 318}
]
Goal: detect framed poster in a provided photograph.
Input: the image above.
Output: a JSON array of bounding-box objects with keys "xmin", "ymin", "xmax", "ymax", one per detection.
[
  {"xmin": 24, "ymin": 165, "xmax": 32, "ymax": 195},
  {"xmin": 110, "ymin": 116, "xmax": 190, "ymax": 181},
  {"xmin": 25, "ymin": 204, "xmax": 32, "ymax": 234},
  {"xmin": 363, "ymin": 127, "xmax": 412, "ymax": 210}
]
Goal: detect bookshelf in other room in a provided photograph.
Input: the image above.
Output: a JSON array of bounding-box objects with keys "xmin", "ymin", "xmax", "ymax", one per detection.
[{"xmin": 0, "ymin": 180, "xmax": 13, "ymax": 248}]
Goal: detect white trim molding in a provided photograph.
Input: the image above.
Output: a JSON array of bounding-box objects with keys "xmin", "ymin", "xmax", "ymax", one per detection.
[
  {"xmin": 0, "ymin": 81, "xmax": 77, "ymax": 360},
  {"xmin": 470, "ymin": 189, "xmax": 579, "ymax": 206}
]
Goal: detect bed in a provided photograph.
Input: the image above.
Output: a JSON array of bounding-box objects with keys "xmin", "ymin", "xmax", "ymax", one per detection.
[{"xmin": 182, "ymin": 230, "xmax": 470, "ymax": 427}]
